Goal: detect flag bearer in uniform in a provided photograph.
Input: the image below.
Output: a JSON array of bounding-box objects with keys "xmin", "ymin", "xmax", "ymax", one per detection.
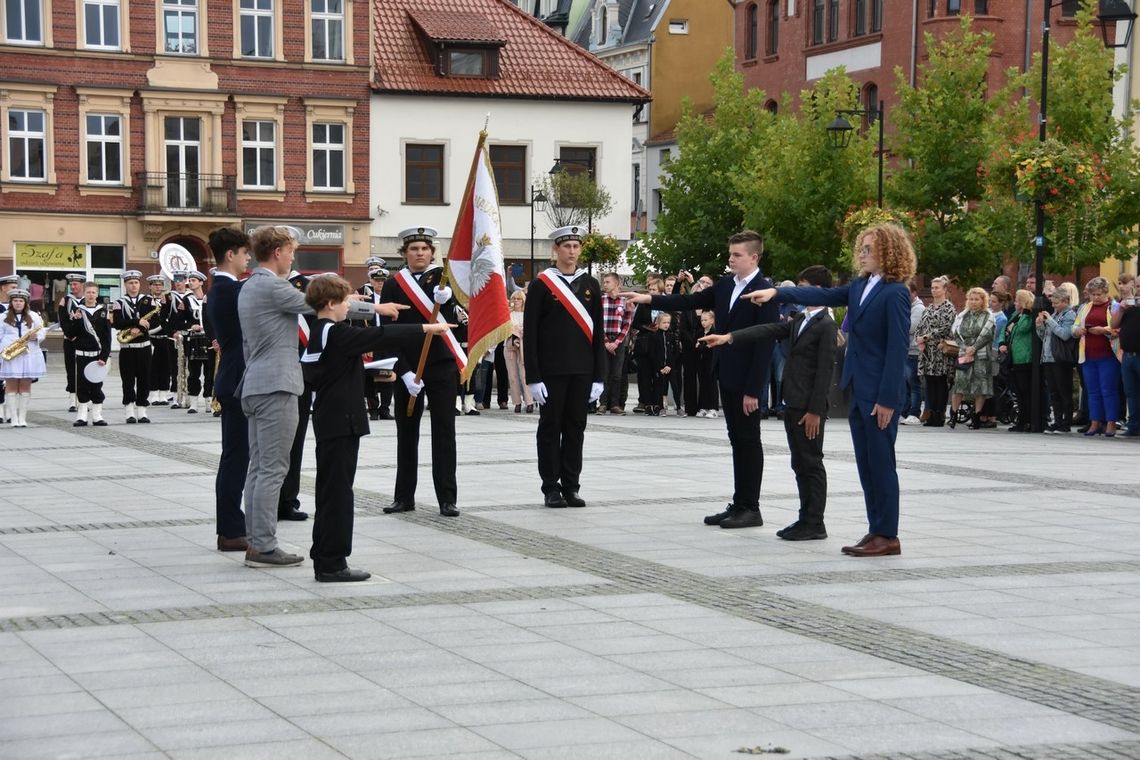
[
  {"xmin": 524, "ymin": 226, "xmax": 606, "ymax": 508},
  {"xmin": 58, "ymin": 272, "xmax": 87, "ymax": 412},
  {"xmin": 380, "ymin": 226, "xmax": 466, "ymax": 518},
  {"xmin": 111, "ymin": 270, "xmax": 156, "ymax": 423},
  {"xmin": 64, "ymin": 282, "xmax": 111, "ymax": 427}
]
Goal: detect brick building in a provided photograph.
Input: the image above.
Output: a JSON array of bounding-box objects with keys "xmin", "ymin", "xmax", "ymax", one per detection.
[{"xmin": 0, "ymin": 0, "xmax": 371, "ymax": 315}]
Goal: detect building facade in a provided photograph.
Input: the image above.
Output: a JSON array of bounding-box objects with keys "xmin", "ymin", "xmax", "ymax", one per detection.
[{"xmin": 0, "ymin": 0, "xmax": 371, "ymax": 314}]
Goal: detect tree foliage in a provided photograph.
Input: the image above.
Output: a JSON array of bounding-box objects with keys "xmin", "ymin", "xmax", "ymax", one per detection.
[{"xmin": 537, "ymin": 170, "xmax": 613, "ymax": 229}]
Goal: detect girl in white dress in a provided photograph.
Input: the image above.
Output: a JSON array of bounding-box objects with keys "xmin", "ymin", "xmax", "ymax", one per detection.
[{"xmin": 0, "ymin": 289, "xmax": 47, "ymax": 427}]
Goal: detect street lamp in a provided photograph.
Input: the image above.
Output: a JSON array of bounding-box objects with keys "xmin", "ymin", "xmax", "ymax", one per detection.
[
  {"xmin": 826, "ymin": 101, "xmax": 885, "ymax": 209},
  {"xmin": 549, "ymin": 155, "xmax": 597, "ymax": 233},
  {"xmin": 1026, "ymin": 0, "xmax": 1136, "ymax": 432},
  {"xmin": 529, "ymin": 187, "xmax": 548, "ymax": 282}
]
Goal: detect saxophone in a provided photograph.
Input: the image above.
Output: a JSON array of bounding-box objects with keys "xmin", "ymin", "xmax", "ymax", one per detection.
[
  {"xmin": 117, "ymin": 304, "xmax": 162, "ymax": 344},
  {"xmin": 1, "ymin": 324, "xmax": 43, "ymax": 361}
]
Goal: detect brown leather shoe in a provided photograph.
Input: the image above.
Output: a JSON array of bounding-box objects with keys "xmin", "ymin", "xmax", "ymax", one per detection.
[
  {"xmin": 217, "ymin": 535, "xmax": 249, "ymax": 552},
  {"xmin": 843, "ymin": 535, "xmax": 901, "ymax": 557},
  {"xmin": 840, "ymin": 533, "xmax": 875, "ymax": 554}
]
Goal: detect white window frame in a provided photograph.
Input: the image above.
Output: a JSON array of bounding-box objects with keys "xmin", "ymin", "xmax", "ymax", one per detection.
[
  {"xmin": 85, "ymin": 113, "xmax": 123, "ymax": 185},
  {"xmin": 311, "ymin": 122, "xmax": 345, "ymax": 192},
  {"xmin": 310, "ymin": 0, "xmax": 344, "ymax": 62},
  {"xmin": 240, "ymin": 119, "xmax": 276, "ymax": 190},
  {"xmin": 238, "ymin": 0, "xmax": 274, "ymax": 59},
  {"xmin": 81, "ymin": 0, "xmax": 120, "ymax": 50},
  {"xmin": 4, "ymin": 0, "xmax": 51, "ymax": 45},
  {"xmin": 7, "ymin": 109, "xmax": 47, "ymax": 182},
  {"xmin": 303, "ymin": 97, "xmax": 355, "ymax": 198},
  {"xmin": 161, "ymin": 0, "xmax": 199, "ymax": 55}
]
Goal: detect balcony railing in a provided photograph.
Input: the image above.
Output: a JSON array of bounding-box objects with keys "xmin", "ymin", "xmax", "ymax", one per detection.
[{"xmin": 137, "ymin": 172, "xmax": 236, "ymax": 215}]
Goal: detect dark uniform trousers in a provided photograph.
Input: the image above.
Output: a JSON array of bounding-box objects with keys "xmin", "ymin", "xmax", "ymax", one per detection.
[
  {"xmin": 278, "ymin": 385, "xmax": 312, "ymax": 516},
  {"xmin": 119, "ymin": 345, "xmax": 152, "ymax": 406},
  {"xmin": 312, "ymin": 435, "xmax": 360, "ymax": 573},
  {"xmin": 719, "ymin": 388, "xmax": 764, "ymax": 509},
  {"xmin": 64, "ymin": 341, "xmax": 77, "ymax": 393},
  {"xmin": 75, "ymin": 353, "xmax": 106, "ymax": 404},
  {"xmin": 536, "ymin": 374, "xmax": 590, "ymax": 496},
  {"xmin": 150, "ymin": 338, "xmax": 173, "ymax": 395},
  {"xmin": 782, "ymin": 407, "xmax": 826, "ymax": 526},
  {"xmin": 216, "ymin": 394, "xmax": 248, "ymax": 539},
  {"xmin": 393, "ymin": 363, "xmax": 459, "ymax": 505}
]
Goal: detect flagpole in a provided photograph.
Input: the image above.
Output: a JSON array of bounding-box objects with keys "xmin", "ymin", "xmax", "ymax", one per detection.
[{"xmin": 406, "ymin": 128, "xmax": 489, "ymax": 417}]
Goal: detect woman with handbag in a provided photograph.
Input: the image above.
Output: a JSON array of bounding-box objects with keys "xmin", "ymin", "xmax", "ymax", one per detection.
[
  {"xmin": 915, "ymin": 275, "xmax": 956, "ymax": 427},
  {"xmin": 1071, "ymin": 277, "xmax": 1121, "ymax": 436},
  {"xmin": 1036, "ymin": 288, "xmax": 1078, "ymax": 433},
  {"xmin": 998, "ymin": 289, "xmax": 1036, "ymax": 432},
  {"xmin": 949, "ymin": 288, "xmax": 996, "ymax": 429}
]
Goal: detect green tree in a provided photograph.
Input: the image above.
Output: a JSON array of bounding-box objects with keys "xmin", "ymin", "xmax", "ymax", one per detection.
[
  {"xmin": 537, "ymin": 170, "xmax": 613, "ymax": 229},
  {"xmin": 637, "ymin": 51, "xmax": 771, "ymax": 276},
  {"xmin": 578, "ymin": 232, "xmax": 622, "ymax": 270}
]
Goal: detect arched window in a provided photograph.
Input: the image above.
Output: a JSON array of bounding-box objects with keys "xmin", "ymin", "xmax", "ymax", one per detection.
[
  {"xmin": 764, "ymin": 99, "xmax": 778, "ymax": 115},
  {"xmin": 765, "ymin": 0, "xmax": 779, "ymax": 55},
  {"xmin": 746, "ymin": 3, "xmax": 759, "ymax": 59},
  {"xmin": 599, "ymin": 7, "xmax": 608, "ymax": 44}
]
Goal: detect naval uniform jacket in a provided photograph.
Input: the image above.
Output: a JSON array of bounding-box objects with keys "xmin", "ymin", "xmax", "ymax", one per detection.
[
  {"xmin": 523, "ymin": 268, "xmax": 606, "ymax": 384},
  {"xmin": 378, "ymin": 265, "xmax": 462, "ymax": 377},
  {"xmin": 58, "ymin": 293, "xmax": 83, "ymax": 344},
  {"xmin": 62, "ymin": 303, "xmax": 112, "ymax": 362},
  {"xmin": 111, "ymin": 294, "xmax": 158, "ymax": 344}
]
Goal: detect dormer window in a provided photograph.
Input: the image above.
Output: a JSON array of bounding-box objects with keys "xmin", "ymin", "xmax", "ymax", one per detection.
[
  {"xmin": 408, "ymin": 9, "xmax": 506, "ymax": 80},
  {"xmin": 447, "ymin": 48, "xmax": 489, "ymax": 77}
]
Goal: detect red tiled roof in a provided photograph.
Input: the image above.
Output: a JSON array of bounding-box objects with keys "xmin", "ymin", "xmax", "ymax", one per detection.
[{"xmin": 374, "ymin": 0, "xmax": 652, "ymax": 103}]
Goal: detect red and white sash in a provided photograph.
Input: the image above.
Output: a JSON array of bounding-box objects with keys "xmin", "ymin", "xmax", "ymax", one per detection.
[
  {"xmin": 395, "ymin": 269, "xmax": 468, "ymax": 371},
  {"xmin": 298, "ymin": 314, "xmax": 310, "ymax": 347},
  {"xmin": 537, "ymin": 270, "xmax": 593, "ymax": 343}
]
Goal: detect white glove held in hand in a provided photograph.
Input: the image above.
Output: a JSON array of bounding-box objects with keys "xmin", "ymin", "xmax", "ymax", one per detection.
[
  {"xmin": 401, "ymin": 371, "xmax": 424, "ymax": 397},
  {"xmin": 433, "ymin": 286, "xmax": 452, "ymax": 305},
  {"xmin": 528, "ymin": 382, "xmax": 548, "ymax": 406},
  {"xmin": 589, "ymin": 382, "xmax": 604, "ymax": 404}
]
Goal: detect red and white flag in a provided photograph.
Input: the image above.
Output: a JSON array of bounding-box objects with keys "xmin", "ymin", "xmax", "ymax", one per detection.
[{"xmin": 446, "ymin": 134, "xmax": 512, "ymax": 383}]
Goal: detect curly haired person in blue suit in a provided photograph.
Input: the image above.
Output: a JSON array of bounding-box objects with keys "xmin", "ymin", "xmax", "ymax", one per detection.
[{"xmin": 748, "ymin": 224, "xmax": 916, "ymax": 557}]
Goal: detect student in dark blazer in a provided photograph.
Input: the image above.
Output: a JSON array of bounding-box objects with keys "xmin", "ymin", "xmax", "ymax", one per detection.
[
  {"xmin": 748, "ymin": 224, "xmax": 916, "ymax": 557},
  {"xmin": 204, "ymin": 227, "xmax": 252, "ymax": 553},
  {"xmin": 702, "ymin": 265, "xmax": 838, "ymax": 541},
  {"xmin": 623, "ymin": 230, "xmax": 780, "ymax": 528}
]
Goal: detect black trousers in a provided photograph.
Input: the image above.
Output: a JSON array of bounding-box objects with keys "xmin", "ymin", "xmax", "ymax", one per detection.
[
  {"xmin": 536, "ymin": 374, "xmax": 590, "ymax": 495},
  {"xmin": 600, "ymin": 343, "xmax": 626, "ymax": 409},
  {"xmin": 312, "ymin": 435, "xmax": 360, "ymax": 573},
  {"xmin": 719, "ymin": 387, "xmax": 763, "ymax": 510},
  {"xmin": 150, "ymin": 338, "xmax": 173, "ymax": 396},
  {"xmin": 118, "ymin": 345, "xmax": 152, "ymax": 406},
  {"xmin": 215, "ymin": 394, "xmax": 248, "ymax": 539},
  {"xmin": 783, "ymin": 407, "xmax": 827, "ymax": 526},
  {"xmin": 924, "ymin": 375, "xmax": 949, "ymax": 423},
  {"xmin": 681, "ymin": 347, "xmax": 699, "ymax": 415},
  {"xmin": 187, "ymin": 358, "xmax": 208, "ymax": 397},
  {"xmin": 64, "ymin": 340, "xmax": 77, "ymax": 393},
  {"xmin": 1047, "ymin": 361, "xmax": 1075, "ymax": 429},
  {"xmin": 74, "ymin": 356, "xmax": 106, "ymax": 404},
  {"xmin": 278, "ymin": 386, "xmax": 312, "ymax": 515},
  {"xmin": 697, "ymin": 359, "xmax": 718, "ymax": 410},
  {"xmin": 619, "ymin": 349, "xmax": 631, "ymax": 406},
  {"xmin": 1010, "ymin": 363, "xmax": 1033, "ymax": 429},
  {"xmin": 495, "ymin": 343, "xmax": 509, "ymax": 405},
  {"xmin": 636, "ymin": 348, "xmax": 655, "ymax": 407},
  {"xmin": 394, "ymin": 363, "xmax": 458, "ymax": 505}
]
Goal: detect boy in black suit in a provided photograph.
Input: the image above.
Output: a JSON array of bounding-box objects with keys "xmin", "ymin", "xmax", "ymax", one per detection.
[
  {"xmin": 701, "ymin": 266, "xmax": 837, "ymax": 540},
  {"xmin": 301, "ymin": 275, "xmax": 448, "ymax": 582}
]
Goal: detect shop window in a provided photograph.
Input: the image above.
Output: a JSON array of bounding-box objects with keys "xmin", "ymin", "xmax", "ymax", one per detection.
[
  {"xmin": 163, "ymin": 0, "xmax": 197, "ymax": 54},
  {"xmin": 489, "ymin": 144, "xmax": 526, "ymax": 205},
  {"xmin": 85, "ymin": 114, "xmax": 122, "ymax": 184},
  {"xmin": 405, "ymin": 143, "xmax": 444, "ymax": 204},
  {"xmin": 311, "ymin": 0, "xmax": 343, "ymax": 61},
  {"xmin": 91, "ymin": 244, "xmax": 124, "ymax": 269},
  {"xmin": 294, "ymin": 248, "xmax": 340, "ymax": 273},
  {"xmin": 311, "ymin": 122, "xmax": 344, "ymax": 191}
]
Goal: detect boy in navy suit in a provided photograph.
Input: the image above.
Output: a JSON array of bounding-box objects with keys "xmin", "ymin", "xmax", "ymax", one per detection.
[
  {"xmin": 749, "ymin": 224, "xmax": 916, "ymax": 557},
  {"xmin": 623, "ymin": 230, "xmax": 779, "ymax": 529}
]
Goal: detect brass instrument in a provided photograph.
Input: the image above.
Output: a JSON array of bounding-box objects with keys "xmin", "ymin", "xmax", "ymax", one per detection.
[
  {"xmin": 174, "ymin": 334, "xmax": 188, "ymax": 409},
  {"xmin": 209, "ymin": 350, "xmax": 221, "ymax": 413},
  {"xmin": 1, "ymin": 324, "xmax": 43, "ymax": 361},
  {"xmin": 117, "ymin": 304, "xmax": 162, "ymax": 344}
]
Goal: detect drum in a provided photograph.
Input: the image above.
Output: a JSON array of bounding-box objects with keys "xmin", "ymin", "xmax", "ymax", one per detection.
[{"xmin": 185, "ymin": 333, "xmax": 212, "ymax": 361}]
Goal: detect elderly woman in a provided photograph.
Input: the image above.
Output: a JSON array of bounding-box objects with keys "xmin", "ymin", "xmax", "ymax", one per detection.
[
  {"xmin": 915, "ymin": 275, "xmax": 956, "ymax": 427},
  {"xmin": 949, "ymin": 287, "xmax": 995, "ymax": 429},
  {"xmin": 1072, "ymin": 277, "xmax": 1120, "ymax": 436},
  {"xmin": 998, "ymin": 289, "xmax": 1037, "ymax": 432},
  {"xmin": 1037, "ymin": 287, "xmax": 1078, "ymax": 433}
]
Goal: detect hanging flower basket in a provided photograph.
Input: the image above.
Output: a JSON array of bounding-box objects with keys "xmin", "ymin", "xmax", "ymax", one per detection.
[{"xmin": 1013, "ymin": 138, "xmax": 1101, "ymax": 208}]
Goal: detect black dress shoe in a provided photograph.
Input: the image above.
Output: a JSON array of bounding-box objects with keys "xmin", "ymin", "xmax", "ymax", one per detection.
[
  {"xmin": 562, "ymin": 491, "xmax": 586, "ymax": 508},
  {"xmin": 368, "ymin": 409, "xmax": 380, "ymax": 421},
  {"xmin": 278, "ymin": 508, "xmax": 310, "ymax": 521},
  {"xmin": 383, "ymin": 501, "xmax": 415, "ymax": 514},
  {"xmin": 439, "ymin": 503, "xmax": 460, "ymax": 517},
  {"xmin": 73, "ymin": 419, "xmax": 87, "ymax": 427},
  {"xmin": 704, "ymin": 504, "xmax": 736, "ymax": 525},
  {"xmin": 720, "ymin": 510, "xmax": 764, "ymax": 529},
  {"xmin": 377, "ymin": 410, "xmax": 393, "ymax": 420},
  {"xmin": 315, "ymin": 567, "xmax": 371, "ymax": 583},
  {"xmin": 544, "ymin": 492, "xmax": 568, "ymax": 508},
  {"xmin": 778, "ymin": 522, "xmax": 828, "ymax": 541}
]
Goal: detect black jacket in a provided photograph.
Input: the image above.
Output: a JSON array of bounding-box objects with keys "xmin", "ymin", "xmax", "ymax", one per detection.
[
  {"xmin": 379, "ymin": 267, "xmax": 462, "ymax": 375},
  {"xmin": 204, "ymin": 275, "xmax": 244, "ymax": 398},
  {"xmin": 523, "ymin": 270, "xmax": 606, "ymax": 383},
  {"xmin": 62, "ymin": 303, "xmax": 111, "ymax": 362},
  {"xmin": 729, "ymin": 308, "xmax": 837, "ymax": 416}
]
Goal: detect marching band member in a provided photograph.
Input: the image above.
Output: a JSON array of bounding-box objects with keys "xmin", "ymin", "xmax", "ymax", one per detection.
[
  {"xmin": 0, "ymin": 274, "xmax": 20, "ymax": 422},
  {"xmin": 167, "ymin": 271, "xmax": 192, "ymax": 408},
  {"xmin": 184, "ymin": 270, "xmax": 212, "ymax": 413},
  {"xmin": 524, "ymin": 226, "xmax": 606, "ymax": 508},
  {"xmin": 63, "ymin": 282, "xmax": 111, "ymax": 427},
  {"xmin": 58, "ymin": 272, "xmax": 87, "ymax": 412},
  {"xmin": 357, "ymin": 256, "xmax": 386, "ymax": 297},
  {"xmin": 380, "ymin": 226, "xmax": 465, "ymax": 518},
  {"xmin": 145, "ymin": 274, "xmax": 173, "ymax": 405},
  {"xmin": 0, "ymin": 288, "xmax": 47, "ymax": 428},
  {"xmin": 110, "ymin": 270, "xmax": 157, "ymax": 423},
  {"xmin": 359, "ymin": 265, "xmax": 393, "ymax": 420}
]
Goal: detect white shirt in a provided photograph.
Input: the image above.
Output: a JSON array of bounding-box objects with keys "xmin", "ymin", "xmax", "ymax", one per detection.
[
  {"xmin": 798, "ymin": 306, "xmax": 824, "ymax": 337},
  {"xmin": 730, "ymin": 268, "xmax": 760, "ymax": 310},
  {"xmin": 859, "ymin": 274, "xmax": 883, "ymax": 305},
  {"xmin": 213, "ymin": 271, "xmax": 238, "ymax": 282}
]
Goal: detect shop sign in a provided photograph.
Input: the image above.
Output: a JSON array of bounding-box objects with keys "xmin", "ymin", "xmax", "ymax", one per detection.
[
  {"xmin": 245, "ymin": 223, "xmax": 344, "ymax": 246},
  {"xmin": 15, "ymin": 243, "xmax": 87, "ymax": 269}
]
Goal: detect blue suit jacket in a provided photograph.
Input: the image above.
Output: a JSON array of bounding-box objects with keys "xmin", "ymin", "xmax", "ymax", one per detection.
[
  {"xmin": 205, "ymin": 275, "xmax": 244, "ymax": 399},
  {"xmin": 776, "ymin": 277, "xmax": 910, "ymax": 408},
  {"xmin": 652, "ymin": 272, "xmax": 779, "ymax": 396}
]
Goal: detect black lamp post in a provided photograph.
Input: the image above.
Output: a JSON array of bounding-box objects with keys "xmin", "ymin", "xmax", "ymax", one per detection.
[
  {"xmin": 550, "ymin": 155, "xmax": 597, "ymax": 233},
  {"xmin": 1026, "ymin": 0, "xmax": 1135, "ymax": 432},
  {"xmin": 826, "ymin": 100, "xmax": 886, "ymax": 209},
  {"xmin": 529, "ymin": 187, "xmax": 547, "ymax": 282}
]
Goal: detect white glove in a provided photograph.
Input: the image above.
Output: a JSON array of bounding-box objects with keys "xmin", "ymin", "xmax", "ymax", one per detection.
[
  {"xmin": 589, "ymin": 382, "xmax": 604, "ymax": 404},
  {"xmin": 401, "ymin": 371, "xmax": 424, "ymax": 397},
  {"xmin": 528, "ymin": 382, "xmax": 548, "ymax": 406},
  {"xmin": 433, "ymin": 286, "xmax": 452, "ymax": 305}
]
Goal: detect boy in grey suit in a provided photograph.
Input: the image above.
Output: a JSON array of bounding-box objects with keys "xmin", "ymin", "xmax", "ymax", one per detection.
[{"xmin": 238, "ymin": 226, "xmax": 396, "ymax": 568}]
